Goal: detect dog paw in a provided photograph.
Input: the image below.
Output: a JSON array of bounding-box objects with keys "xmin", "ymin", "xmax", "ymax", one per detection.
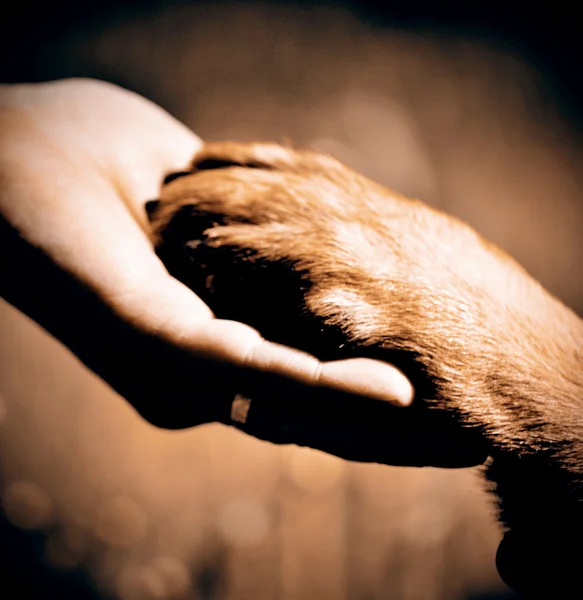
[{"xmin": 147, "ymin": 141, "xmax": 568, "ymax": 450}]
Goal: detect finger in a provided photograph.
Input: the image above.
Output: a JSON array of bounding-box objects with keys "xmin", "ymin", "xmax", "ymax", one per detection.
[
  {"xmin": 234, "ymin": 390, "xmax": 487, "ymax": 468},
  {"xmin": 115, "ymin": 278, "xmax": 415, "ymax": 408}
]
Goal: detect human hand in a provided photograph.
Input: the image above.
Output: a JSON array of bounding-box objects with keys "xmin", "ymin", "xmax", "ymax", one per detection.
[{"xmin": 0, "ymin": 78, "xmax": 448, "ymax": 463}]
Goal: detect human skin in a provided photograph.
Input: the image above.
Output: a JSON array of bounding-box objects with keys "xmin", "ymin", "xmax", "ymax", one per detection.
[{"xmin": 0, "ymin": 77, "xmax": 462, "ymax": 464}]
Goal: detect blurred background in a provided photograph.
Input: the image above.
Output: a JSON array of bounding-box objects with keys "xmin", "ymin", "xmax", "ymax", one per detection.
[{"xmin": 1, "ymin": 1, "xmax": 582, "ymax": 598}]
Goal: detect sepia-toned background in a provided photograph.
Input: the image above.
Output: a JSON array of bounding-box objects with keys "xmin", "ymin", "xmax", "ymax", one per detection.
[{"xmin": 1, "ymin": 2, "xmax": 582, "ymax": 599}]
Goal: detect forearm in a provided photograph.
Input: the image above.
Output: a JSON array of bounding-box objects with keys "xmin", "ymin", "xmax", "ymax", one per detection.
[
  {"xmin": 487, "ymin": 291, "xmax": 583, "ymax": 481},
  {"xmin": 484, "ymin": 296, "xmax": 583, "ymax": 597}
]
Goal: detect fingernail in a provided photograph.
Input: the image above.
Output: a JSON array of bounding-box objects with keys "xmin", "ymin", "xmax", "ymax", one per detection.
[{"xmin": 321, "ymin": 357, "xmax": 415, "ymax": 407}]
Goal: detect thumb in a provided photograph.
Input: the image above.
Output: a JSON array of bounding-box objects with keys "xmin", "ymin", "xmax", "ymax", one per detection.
[{"xmin": 112, "ymin": 267, "xmax": 415, "ymax": 412}]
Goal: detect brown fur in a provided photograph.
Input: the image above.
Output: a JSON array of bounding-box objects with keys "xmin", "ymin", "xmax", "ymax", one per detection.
[{"xmin": 147, "ymin": 142, "xmax": 583, "ymax": 596}]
